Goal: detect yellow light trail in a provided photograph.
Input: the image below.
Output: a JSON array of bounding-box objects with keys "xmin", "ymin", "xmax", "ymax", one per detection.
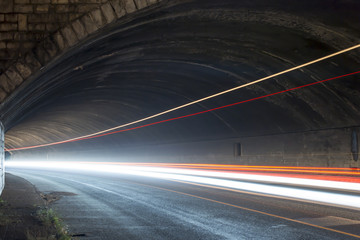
[{"xmin": 6, "ymin": 43, "xmax": 360, "ymax": 151}]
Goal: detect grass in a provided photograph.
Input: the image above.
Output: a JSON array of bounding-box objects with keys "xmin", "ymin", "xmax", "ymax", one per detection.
[
  {"xmin": 26, "ymin": 207, "xmax": 72, "ymax": 240},
  {"xmin": 0, "ymin": 199, "xmax": 72, "ymax": 240}
]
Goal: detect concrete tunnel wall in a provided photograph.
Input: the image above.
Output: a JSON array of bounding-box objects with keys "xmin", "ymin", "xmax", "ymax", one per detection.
[
  {"xmin": 2, "ymin": 0, "xmax": 360, "ymax": 168},
  {"xmin": 0, "ymin": 122, "xmax": 4, "ymax": 195},
  {"xmin": 10, "ymin": 127, "xmax": 360, "ymax": 168}
]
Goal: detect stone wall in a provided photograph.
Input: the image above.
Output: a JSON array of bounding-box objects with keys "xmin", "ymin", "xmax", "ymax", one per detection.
[
  {"xmin": 0, "ymin": 0, "xmax": 160, "ymax": 102},
  {"xmin": 0, "ymin": 0, "xmax": 109, "ymax": 74}
]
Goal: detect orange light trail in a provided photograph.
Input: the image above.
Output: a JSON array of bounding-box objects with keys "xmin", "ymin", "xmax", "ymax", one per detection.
[
  {"xmin": 81, "ymin": 162, "xmax": 360, "ymax": 175},
  {"xmin": 6, "ymin": 161, "xmax": 360, "ymax": 208},
  {"xmin": 47, "ymin": 162, "xmax": 360, "ymax": 183}
]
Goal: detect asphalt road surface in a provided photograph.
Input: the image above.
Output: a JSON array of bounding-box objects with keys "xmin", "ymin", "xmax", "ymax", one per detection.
[{"xmin": 7, "ymin": 168, "xmax": 360, "ymax": 240}]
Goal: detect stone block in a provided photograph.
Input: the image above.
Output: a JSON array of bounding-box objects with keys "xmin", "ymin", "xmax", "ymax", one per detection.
[
  {"xmin": 0, "ymin": 88, "xmax": 7, "ymax": 102},
  {"xmin": 0, "ymin": 51, "xmax": 8, "ymax": 58},
  {"xmin": 86, "ymin": 0, "xmax": 103, "ymax": 3},
  {"xmin": 43, "ymin": 37, "xmax": 59, "ymax": 57},
  {"xmin": 15, "ymin": 0, "xmax": 30, "ymax": 3},
  {"xmin": 0, "ymin": 0, "xmax": 14, "ymax": 13},
  {"xmin": 124, "ymin": 0, "xmax": 136, "ymax": 13},
  {"xmin": 22, "ymin": 41, "xmax": 34, "ymax": 49},
  {"xmin": 5, "ymin": 14, "xmax": 18, "ymax": 22},
  {"xmin": 14, "ymin": 5, "xmax": 34, "ymax": 13},
  {"xmin": 51, "ymin": 0, "xmax": 69, "ymax": 3},
  {"xmin": 56, "ymin": 5, "xmax": 71, "ymax": 13},
  {"xmin": 31, "ymin": 0, "xmax": 51, "ymax": 3},
  {"xmin": 0, "ymin": 14, "xmax": 4, "ymax": 22},
  {"xmin": 33, "ymin": 44, "xmax": 50, "ymax": 65},
  {"xmin": 8, "ymin": 50, "xmax": 19, "ymax": 59},
  {"xmin": 69, "ymin": 13, "xmax": 82, "ymax": 21},
  {"xmin": 0, "ymin": 73, "xmax": 15, "ymax": 93},
  {"xmin": 77, "ymin": 4, "xmax": 98, "ymax": 13},
  {"xmin": 46, "ymin": 23, "xmax": 58, "ymax": 31},
  {"xmin": 6, "ymin": 42, "xmax": 20, "ymax": 49},
  {"xmin": 134, "ymin": 0, "xmax": 148, "ymax": 9},
  {"xmin": 110, "ymin": 0, "xmax": 126, "ymax": 18},
  {"xmin": 52, "ymin": 31, "xmax": 67, "ymax": 51},
  {"xmin": 13, "ymin": 32, "xmax": 23, "ymax": 41},
  {"xmin": 0, "ymin": 23, "xmax": 18, "ymax": 31},
  {"xmin": 147, "ymin": 0, "xmax": 157, "ymax": 4},
  {"xmin": 80, "ymin": 14, "xmax": 98, "ymax": 34},
  {"xmin": 18, "ymin": 14, "xmax": 27, "ymax": 31},
  {"xmin": 24, "ymin": 51, "xmax": 42, "ymax": 71},
  {"xmin": 0, "ymin": 33, "xmax": 13, "ymax": 41},
  {"xmin": 101, "ymin": 3, "xmax": 116, "ymax": 24},
  {"xmin": 36, "ymin": 5, "xmax": 50, "ymax": 13},
  {"xmin": 61, "ymin": 25, "xmax": 79, "ymax": 47},
  {"xmin": 0, "ymin": 42, "xmax": 5, "ymax": 49},
  {"xmin": 90, "ymin": 8, "xmax": 105, "ymax": 28},
  {"xmin": 15, "ymin": 62, "xmax": 32, "ymax": 79},
  {"xmin": 5, "ymin": 66, "xmax": 23, "ymax": 87},
  {"xmin": 51, "ymin": 14, "xmax": 69, "ymax": 23},
  {"xmin": 28, "ymin": 13, "xmax": 48, "ymax": 23},
  {"xmin": 32, "ymin": 33, "xmax": 45, "ymax": 41},
  {"xmin": 72, "ymin": 19, "xmax": 87, "ymax": 40},
  {"xmin": 29, "ymin": 23, "xmax": 46, "ymax": 31}
]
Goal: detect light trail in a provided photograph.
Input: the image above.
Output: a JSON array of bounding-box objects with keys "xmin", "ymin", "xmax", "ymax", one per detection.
[
  {"xmin": 5, "ymin": 44, "xmax": 360, "ymax": 151},
  {"xmin": 6, "ymin": 161, "xmax": 360, "ymax": 209},
  {"xmin": 64, "ymin": 162, "xmax": 360, "ymax": 181},
  {"xmin": 81, "ymin": 163, "xmax": 360, "ymax": 183},
  {"xmin": 6, "ymin": 69, "xmax": 360, "ymax": 151},
  {"xmin": 90, "ymin": 162, "xmax": 359, "ymax": 171},
  {"xmin": 124, "ymin": 181, "xmax": 360, "ymax": 239},
  {"xmin": 44, "ymin": 170, "xmax": 360, "ymax": 239},
  {"xmin": 113, "ymin": 163, "xmax": 360, "ymax": 175}
]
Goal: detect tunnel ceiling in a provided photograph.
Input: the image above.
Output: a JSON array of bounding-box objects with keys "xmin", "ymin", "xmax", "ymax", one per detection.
[{"xmin": 2, "ymin": 0, "xmax": 360, "ymax": 152}]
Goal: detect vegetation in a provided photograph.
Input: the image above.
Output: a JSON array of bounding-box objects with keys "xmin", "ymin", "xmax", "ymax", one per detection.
[
  {"xmin": 27, "ymin": 207, "xmax": 72, "ymax": 240},
  {"xmin": 0, "ymin": 199, "xmax": 72, "ymax": 240}
]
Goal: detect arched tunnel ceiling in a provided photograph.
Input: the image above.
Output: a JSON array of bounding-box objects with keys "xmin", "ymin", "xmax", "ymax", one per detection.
[{"xmin": 2, "ymin": 0, "xmax": 360, "ymax": 153}]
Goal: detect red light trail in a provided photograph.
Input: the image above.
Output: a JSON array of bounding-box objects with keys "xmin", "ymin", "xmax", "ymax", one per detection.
[
  {"xmin": 6, "ymin": 70, "xmax": 360, "ymax": 151},
  {"xmin": 6, "ymin": 161, "xmax": 360, "ymax": 209},
  {"xmin": 77, "ymin": 162, "xmax": 360, "ymax": 182}
]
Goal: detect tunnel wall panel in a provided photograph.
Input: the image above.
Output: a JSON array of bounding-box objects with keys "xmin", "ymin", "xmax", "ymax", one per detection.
[
  {"xmin": 109, "ymin": 127, "xmax": 358, "ymax": 167},
  {"xmin": 10, "ymin": 127, "xmax": 359, "ymax": 168},
  {"xmin": 42, "ymin": 127, "xmax": 353, "ymax": 168}
]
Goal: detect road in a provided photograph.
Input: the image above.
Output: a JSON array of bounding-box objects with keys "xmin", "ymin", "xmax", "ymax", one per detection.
[{"xmin": 6, "ymin": 168, "xmax": 360, "ymax": 240}]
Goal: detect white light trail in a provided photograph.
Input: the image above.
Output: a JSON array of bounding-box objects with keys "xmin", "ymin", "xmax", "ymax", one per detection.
[
  {"xmin": 66, "ymin": 44, "xmax": 360, "ymax": 138},
  {"xmin": 6, "ymin": 161, "xmax": 360, "ymax": 210}
]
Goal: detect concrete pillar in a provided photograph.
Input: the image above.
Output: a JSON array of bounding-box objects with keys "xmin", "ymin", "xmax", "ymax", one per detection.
[{"xmin": 0, "ymin": 122, "xmax": 4, "ymax": 195}]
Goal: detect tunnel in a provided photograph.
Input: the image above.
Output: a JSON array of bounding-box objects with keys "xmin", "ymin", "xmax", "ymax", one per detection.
[
  {"xmin": 0, "ymin": 0, "xmax": 360, "ymax": 239},
  {"xmin": 2, "ymin": 0, "xmax": 360, "ymax": 167}
]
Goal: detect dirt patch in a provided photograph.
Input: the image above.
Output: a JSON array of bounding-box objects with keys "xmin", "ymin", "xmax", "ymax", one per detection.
[
  {"xmin": 41, "ymin": 192, "xmax": 77, "ymax": 205},
  {"xmin": 0, "ymin": 173, "xmax": 74, "ymax": 240}
]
